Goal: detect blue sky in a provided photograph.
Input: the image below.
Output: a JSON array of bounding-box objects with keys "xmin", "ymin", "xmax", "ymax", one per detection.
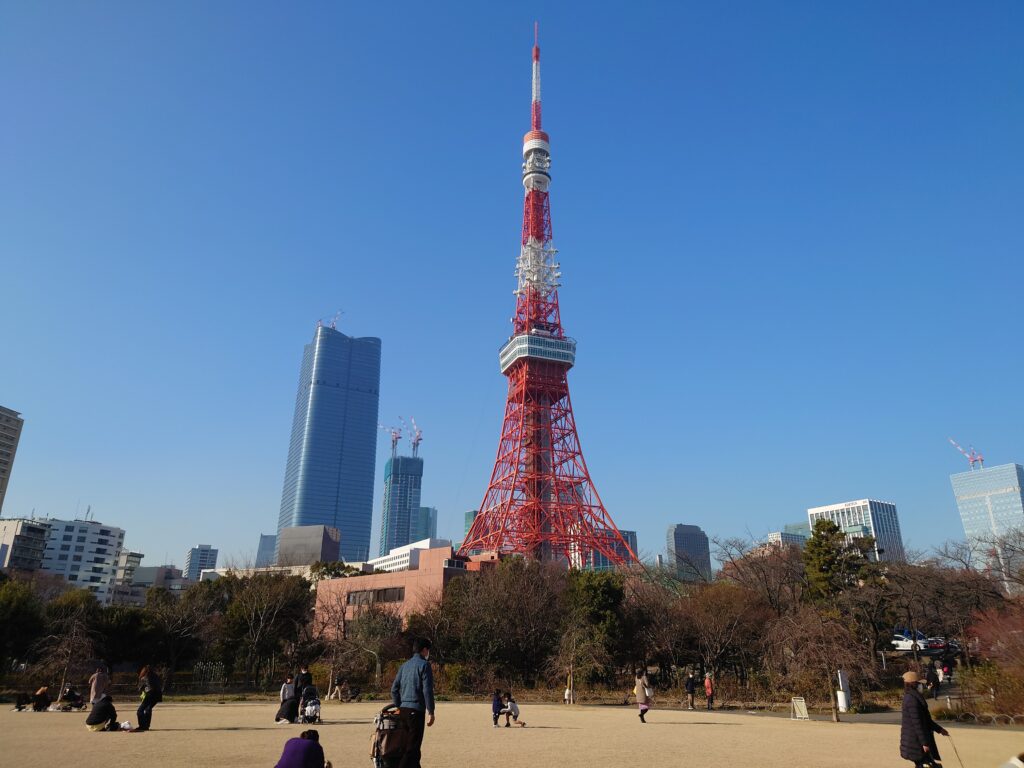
[{"xmin": 2, "ymin": 2, "xmax": 1022, "ymax": 567}]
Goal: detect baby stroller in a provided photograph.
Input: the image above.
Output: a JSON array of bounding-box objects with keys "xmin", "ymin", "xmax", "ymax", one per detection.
[
  {"xmin": 299, "ymin": 684, "xmax": 321, "ymax": 724},
  {"xmin": 370, "ymin": 705, "xmax": 409, "ymax": 768}
]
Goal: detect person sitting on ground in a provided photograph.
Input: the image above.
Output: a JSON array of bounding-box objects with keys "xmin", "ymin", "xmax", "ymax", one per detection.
[
  {"xmin": 32, "ymin": 686, "xmax": 51, "ymax": 712},
  {"xmin": 276, "ymin": 674, "xmax": 299, "ymax": 724},
  {"xmin": 13, "ymin": 692, "xmax": 31, "ymax": 711},
  {"xmin": 274, "ymin": 728, "xmax": 332, "ymax": 768},
  {"xmin": 491, "ymin": 688, "xmax": 504, "ymax": 727},
  {"xmin": 502, "ymin": 691, "xmax": 525, "ymax": 727},
  {"xmin": 85, "ymin": 694, "xmax": 121, "ymax": 732}
]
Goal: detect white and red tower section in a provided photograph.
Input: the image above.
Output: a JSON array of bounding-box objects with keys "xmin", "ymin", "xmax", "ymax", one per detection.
[{"xmin": 459, "ymin": 29, "xmax": 636, "ymax": 568}]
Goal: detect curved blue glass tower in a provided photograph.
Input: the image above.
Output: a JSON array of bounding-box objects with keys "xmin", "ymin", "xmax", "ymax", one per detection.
[{"xmin": 278, "ymin": 325, "xmax": 381, "ymax": 562}]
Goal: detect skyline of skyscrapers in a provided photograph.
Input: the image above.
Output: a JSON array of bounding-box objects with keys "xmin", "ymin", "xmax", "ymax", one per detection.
[
  {"xmin": 807, "ymin": 498, "xmax": 906, "ymax": 562},
  {"xmin": 184, "ymin": 543, "xmax": 218, "ymax": 581},
  {"xmin": 0, "ymin": 406, "xmax": 24, "ymax": 516},
  {"xmin": 277, "ymin": 324, "xmax": 381, "ymax": 562},
  {"xmin": 378, "ymin": 455, "xmax": 424, "ymax": 556},
  {"xmin": 667, "ymin": 524, "xmax": 712, "ymax": 581}
]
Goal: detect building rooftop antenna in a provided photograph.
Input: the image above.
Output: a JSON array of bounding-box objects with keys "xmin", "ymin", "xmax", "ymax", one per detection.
[{"xmin": 948, "ymin": 437, "xmax": 985, "ymax": 470}]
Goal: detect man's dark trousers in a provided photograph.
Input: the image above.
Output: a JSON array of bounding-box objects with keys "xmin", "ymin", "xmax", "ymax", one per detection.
[{"xmin": 398, "ymin": 707, "xmax": 425, "ymax": 768}]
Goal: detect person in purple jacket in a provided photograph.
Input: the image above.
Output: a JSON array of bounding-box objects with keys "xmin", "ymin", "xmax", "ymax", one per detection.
[{"xmin": 274, "ymin": 729, "xmax": 332, "ymax": 768}]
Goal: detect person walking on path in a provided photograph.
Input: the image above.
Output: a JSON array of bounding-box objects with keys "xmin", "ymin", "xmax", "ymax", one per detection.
[
  {"xmin": 704, "ymin": 673, "xmax": 715, "ymax": 710},
  {"xmin": 88, "ymin": 665, "xmax": 111, "ymax": 705},
  {"xmin": 925, "ymin": 664, "xmax": 940, "ymax": 700},
  {"xmin": 684, "ymin": 672, "xmax": 697, "ymax": 710},
  {"xmin": 390, "ymin": 638, "xmax": 435, "ymax": 768},
  {"xmin": 634, "ymin": 669, "xmax": 652, "ymax": 723},
  {"xmin": 900, "ymin": 670, "xmax": 948, "ymax": 767},
  {"xmin": 133, "ymin": 665, "xmax": 163, "ymax": 732},
  {"xmin": 328, "ymin": 674, "xmax": 344, "ymax": 701}
]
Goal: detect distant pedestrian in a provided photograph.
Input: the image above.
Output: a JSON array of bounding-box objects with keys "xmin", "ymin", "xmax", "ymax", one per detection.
[
  {"xmin": 491, "ymin": 689, "xmax": 504, "ymax": 727},
  {"xmin": 389, "ymin": 637, "xmax": 435, "ymax": 768},
  {"xmin": 295, "ymin": 665, "xmax": 313, "ymax": 692},
  {"xmin": 328, "ymin": 674, "xmax": 344, "ymax": 701},
  {"xmin": 684, "ymin": 672, "xmax": 697, "ymax": 710},
  {"xmin": 634, "ymin": 669, "xmax": 652, "ymax": 723},
  {"xmin": 563, "ymin": 686, "xmax": 570, "ymax": 705},
  {"xmin": 899, "ymin": 671, "xmax": 948, "ymax": 768},
  {"xmin": 133, "ymin": 665, "xmax": 162, "ymax": 732},
  {"xmin": 88, "ymin": 665, "xmax": 111, "ymax": 705},
  {"xmin": 925, "ymin": 665, "xmax": 940, "ymax": 700},
  {"xmin": 704, "ymin": 673, "xmax": 714, "ymax": 710},
  {"xmin": 936, "ymin": 665, "xmax": 944, "ymax": 684}
]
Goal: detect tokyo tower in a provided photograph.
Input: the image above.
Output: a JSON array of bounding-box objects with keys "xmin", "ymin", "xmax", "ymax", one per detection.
[{"xmin": 458, "ymin": 28, "xmax": 636, "ymax": 568}]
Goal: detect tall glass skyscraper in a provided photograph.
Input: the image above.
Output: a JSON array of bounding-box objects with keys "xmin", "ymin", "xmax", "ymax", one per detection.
[
  {"xmin": 950, "ymin": 463, "xmax": 1024, "ymax": 545},
  {"xmin": 378, "ymin": 456, "xmax": 424, "ymax": 556},
  {"xmin": 667, "ymin": 524, "xmax": 712, "ymax": 581},
  {"xmin": 278, "ymin": 325, "xmax": 381, "ymax": 562}
]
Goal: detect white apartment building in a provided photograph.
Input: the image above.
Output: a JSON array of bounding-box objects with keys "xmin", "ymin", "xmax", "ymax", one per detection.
[
  {"xmin": 807, "ymin": 499, "xmax": 906, "ymax": 563},
  {"xmin": 39, "ymin": 518, "xmax": 125, "ymax": 604},
  {"xmin": 367, "ymin": 538, "xmax": 452, "ymax": 573}
]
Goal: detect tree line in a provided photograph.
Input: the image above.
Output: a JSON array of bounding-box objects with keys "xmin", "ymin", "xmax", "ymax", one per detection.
[{"xmin": 1, "ymin": 522, "xmax": 1021, "ymax": 717}]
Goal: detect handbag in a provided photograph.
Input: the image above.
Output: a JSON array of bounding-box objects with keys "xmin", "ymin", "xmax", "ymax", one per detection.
[{"xmin": 643, "ymin": 685, "xmax": 653, "ymax": 698}]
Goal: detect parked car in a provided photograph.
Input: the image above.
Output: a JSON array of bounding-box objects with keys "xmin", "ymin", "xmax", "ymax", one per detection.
[{"xmin": 891, "ymin": 634, "xmax": 923, "ymax": 652}]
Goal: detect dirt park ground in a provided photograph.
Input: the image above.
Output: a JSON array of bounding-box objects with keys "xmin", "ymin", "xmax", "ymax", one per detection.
[{"xmin": 4, "ymin": 699, "xmax": 1021, "ymax": 767}]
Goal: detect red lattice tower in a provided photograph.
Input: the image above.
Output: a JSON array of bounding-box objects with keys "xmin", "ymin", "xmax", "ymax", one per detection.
[{"xmin": 458, "ymin": 27, "xmax": 636, "ymax": 568}]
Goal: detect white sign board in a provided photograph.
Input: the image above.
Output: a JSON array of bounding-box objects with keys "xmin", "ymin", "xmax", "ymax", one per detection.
[{"xmin": 791, "ymin": 697, "xmax": 809, "ymax": 720}]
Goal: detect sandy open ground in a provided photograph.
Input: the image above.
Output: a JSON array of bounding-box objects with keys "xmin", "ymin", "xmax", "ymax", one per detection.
[{"xmin": 3, "ymin": 699, "xmax": 1020, "ymax": 767}]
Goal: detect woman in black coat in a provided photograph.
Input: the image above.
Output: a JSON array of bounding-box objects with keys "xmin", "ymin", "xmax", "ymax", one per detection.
[{"xmin": 900, "ymin": 671, "xmax": 948, "ymax": 767}]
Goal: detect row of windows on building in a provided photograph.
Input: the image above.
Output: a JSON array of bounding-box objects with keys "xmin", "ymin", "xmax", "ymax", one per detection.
[{"xmin": 345, "ymin": 587, "xmax": 405, "ymax": 605}]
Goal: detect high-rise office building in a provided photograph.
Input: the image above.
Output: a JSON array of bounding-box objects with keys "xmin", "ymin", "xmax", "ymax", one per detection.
[
  {"xmin": 255, "ymin": 534, "xmax": 277, "ymax": 568},
  {"xmin": 950, "ymin": 464, "xmax": 1024, "ymax": 544},
  {"xmin": 807, "ymin": 499, "xmax": 906, "ymax": 562},
  {"xmin": 464, "ymin": 510, "xmax": 480, "ymax": 538},
  {"xmin": 667, "ymin": 524, "xmax": 712, "ymax": 581},
  {"xmin": 766, "ymin": 530, "xmax": 808, "ymax": 546},
  {"xmin": 278, "ymin": 324, "xmax": 381, "ymax": 562},
  {"xmin": 0, "ymin": 518, "xmax": 48, "ymax": 571},
  {"xmin": 586, "ymin": 529, "xmax": 638, "ymax": 571},
  {"xmin": 184, "ymin": 544, "xmax": 218, "ymax": 581},
  {"xmin": 278, "ymin": 524, "xmax": 341, "ymax": 565},
  {"xmin": 39, "ymin": 518, "xmax": 125, "ymax": 604},
  {"xmin": 414, "ymin": 507, "xmax": 438, "ymax": 541},
  {"xmin": 378, "ymin": 456, "xmax": 424, "ymax": 556},
  {"xmin": 0, "ymin": 406, "xmax": 25, "ymax": 515}
]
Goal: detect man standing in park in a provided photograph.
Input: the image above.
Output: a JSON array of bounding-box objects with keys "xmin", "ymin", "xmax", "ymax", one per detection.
[
  {"xmin": 684, "ymin": 672, "xmax": 697, "ymax": 710},
  {"xmin": 390, "ymin": 638, "xmax": 435, "ymax": 768}
]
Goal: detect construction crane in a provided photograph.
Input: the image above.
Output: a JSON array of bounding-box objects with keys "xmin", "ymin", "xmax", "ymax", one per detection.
[
  {"xmin": 408, "ymin": 417, "xmax": 423, "ymax": 457},
  {"xmin": 379, "ymin": 424, "xmax": 402, "ymax": 457},
  {"xmin": 948, "ymin": 437, "xmax": 984, "ymax": 470}
]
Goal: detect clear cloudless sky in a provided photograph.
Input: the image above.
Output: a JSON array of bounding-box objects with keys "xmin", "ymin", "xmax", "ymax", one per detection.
[{"xmin": 2, "ymin": 2, "xmax": 1022, "ymax": 567}]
